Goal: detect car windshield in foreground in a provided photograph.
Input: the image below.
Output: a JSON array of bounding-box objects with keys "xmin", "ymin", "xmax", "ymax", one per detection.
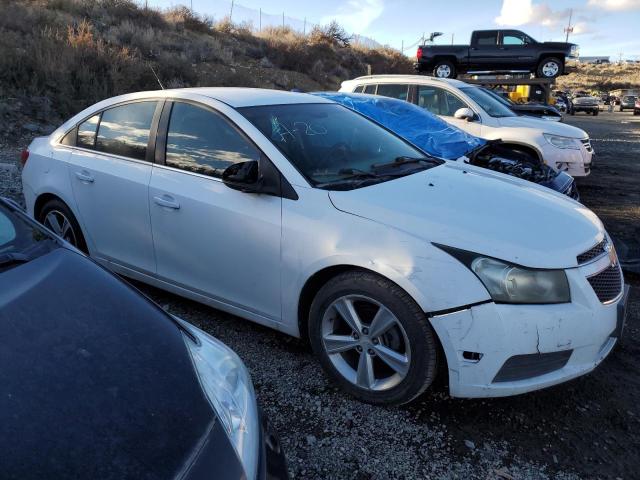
[
  {"xmin": 460, "ymin": 87, "xmax": 517, "ymax": 118},
  {"xmin": 238, "ymin": 103, "xmax": 442, "ymax": 190},
  {"xmin": 0, "ymin": 203, "xmax": 58, "ymax": 271}
]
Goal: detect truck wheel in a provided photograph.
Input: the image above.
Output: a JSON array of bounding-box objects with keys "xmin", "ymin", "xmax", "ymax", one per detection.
[
  {"xmin": 593, "ymin": 110, "xmax": 599, "ymax": 116},
  {"xmin": 432, "ymin": 60, "xmax": 456, "ymax": 79},
  {"xmin": 537, "ymin": 57, "xmax": 563, "ymax": 78}
]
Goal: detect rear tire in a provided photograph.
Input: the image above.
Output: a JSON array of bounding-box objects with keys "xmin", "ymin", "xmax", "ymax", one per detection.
[
  {"xmin": 39, "ymin": 199, "xmax": 88, "ymax": 253},
  {"xmin": 432, "ymin": 60, "xmax": 456, "ymax": 79},
  {"xmin": 536, "ymin": 57, "xmax": 563, "ymax": 78},
  {"xmin": 593, "ymin": 110, "xmax": 599, "ymax": 116},
  {"xmin": 309, "ymin": 270, "xmax": 439, "ymax": 405}
]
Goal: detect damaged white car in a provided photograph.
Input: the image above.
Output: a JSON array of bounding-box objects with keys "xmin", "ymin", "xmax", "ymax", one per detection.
[{"xmin": 21, "ymin": 88, "xmax": 628, "ymax": 405}]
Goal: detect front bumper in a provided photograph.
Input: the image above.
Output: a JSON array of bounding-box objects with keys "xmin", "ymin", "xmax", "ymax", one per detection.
[
  {"xmin": 541, "ymin": 141, "xmax": 593, "ymax": 177},
  {"xmin": 573, "ymin": 105, "xmax": 598, "ymax": 112},
  {"xmin": 429, "ymin": 259, "xmax": 627, "ymax": 398}
]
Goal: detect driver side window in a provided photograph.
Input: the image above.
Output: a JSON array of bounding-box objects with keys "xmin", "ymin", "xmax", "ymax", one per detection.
[{"xmin": 165, "ymin": 102, "xmax": 260, "ymax": 178}]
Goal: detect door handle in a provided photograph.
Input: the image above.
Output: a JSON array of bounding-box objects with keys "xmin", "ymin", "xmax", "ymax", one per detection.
[
  {"xmin": 153, "ymin": 195, "xmax": 180, "ymax": 210},
  {"xmin": 75, "ymin": 171, "xmax": 94, "ymax": 183}
]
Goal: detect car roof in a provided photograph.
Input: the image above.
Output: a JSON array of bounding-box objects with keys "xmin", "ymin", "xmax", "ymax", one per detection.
[
  {"xmin": 111, "ymin": 87, "xmax": 334, "ymax": 108},
  {"xmin": 342, "ymin": 75, "xmax": 471, "ymax": 89}
]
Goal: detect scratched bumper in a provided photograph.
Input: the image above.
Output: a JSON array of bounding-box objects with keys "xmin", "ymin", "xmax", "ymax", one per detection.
[{"xmin": 429, "ymin": 265, "xmax": 621, "ymax": 398}]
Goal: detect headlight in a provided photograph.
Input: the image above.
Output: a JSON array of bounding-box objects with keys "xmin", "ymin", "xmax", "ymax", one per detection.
[
  {"xmin": 544, "ymin": 133, "xmax": 580, "ymax": 150},
  {"xmin": 435, "ymin": 245, "xmax": 571, "ymax": 304},
  {"xmin": 180, "ymin": 321, "xmax": 259, "ymax": 480}
]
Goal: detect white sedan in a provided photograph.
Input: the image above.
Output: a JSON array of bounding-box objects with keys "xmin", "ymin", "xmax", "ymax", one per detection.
[{"xmin": 21, "ymin": 88, "xmax": 627, "ymax": 405}]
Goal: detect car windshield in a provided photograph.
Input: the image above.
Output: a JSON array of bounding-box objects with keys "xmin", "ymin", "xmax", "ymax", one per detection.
[
  {"xmin": 460, "ymin": 87, "xmax": 517, "ymax": 117},
  {"xmin": 0, "ymin": 202, "xmax": 58, "ymax": 271},
  {"xmin": 239, "ymin": 103, "xmax": 442, "ymax": 190},
  {"xmin": 481, "ymin": 88, "xmax": 515, "ymax": 106}
]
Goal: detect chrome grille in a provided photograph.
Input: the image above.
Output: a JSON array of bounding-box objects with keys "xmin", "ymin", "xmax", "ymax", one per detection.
[
  {"xmin": 587, "ymin": 264, "xmax": 623, "ymax": 304},
  {"xmin": 580, "ymin": 138, "xmax": 593, "ymax": 152},
  {"xmin": 577, "ymin": 238, "xmax": 608, "ymax": 264}
]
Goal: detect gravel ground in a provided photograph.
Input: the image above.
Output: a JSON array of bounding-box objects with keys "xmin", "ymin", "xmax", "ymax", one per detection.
[{"xmin": 1, "ymin": 111, "xmax": 638, "ymax": 480}]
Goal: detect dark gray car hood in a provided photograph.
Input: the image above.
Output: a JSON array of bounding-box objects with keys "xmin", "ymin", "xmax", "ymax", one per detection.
[{"xmin": 0, "ymin": 248, "xmax": 217, "ymax": 479}]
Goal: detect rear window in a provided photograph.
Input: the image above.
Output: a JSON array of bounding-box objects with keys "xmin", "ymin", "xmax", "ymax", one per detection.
[
  {"xmin": 363, "ymin": 84, "xmax": 376, "ymax": 94},
  {"xmin": 376, "ymin": 84, "xmax": 409, "ymax": 101},
  {"xmin": 95, "ymin": 102, "xmax": 157, "ymax": 161}
]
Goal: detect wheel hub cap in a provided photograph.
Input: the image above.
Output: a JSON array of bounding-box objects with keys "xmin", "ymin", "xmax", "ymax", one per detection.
[
  {"xmin": 436, "ymin": 65, "xmax": 451, "ymax": 77},
  {"xmin": 543, "ymin": 62, "xmax": 559, "ymax": 76}
]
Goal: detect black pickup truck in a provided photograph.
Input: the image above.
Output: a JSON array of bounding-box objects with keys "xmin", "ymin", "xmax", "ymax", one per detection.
[{"xmin": 415, "ymin": 30, "xmax": 578, "ymax": 79}]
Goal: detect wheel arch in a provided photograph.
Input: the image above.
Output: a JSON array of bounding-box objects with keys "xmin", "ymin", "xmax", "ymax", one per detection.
[{"xmin": 296, "ymin": 264, "xmax": 429, "ymax": 343}]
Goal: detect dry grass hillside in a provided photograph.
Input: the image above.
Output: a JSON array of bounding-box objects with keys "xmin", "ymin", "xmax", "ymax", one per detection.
[
  {"xmin": 556, "ymin": 63, "xmax": 640, "ymax": 92},
  {"xmin": 0, "ymin": 0, "xmax": 412, "ymax": 136}
]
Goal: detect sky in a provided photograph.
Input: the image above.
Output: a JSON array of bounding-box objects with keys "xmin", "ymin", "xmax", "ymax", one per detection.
[{"xmin": 148, "ymin": 0, "xmax": 640, "ymax": 58}]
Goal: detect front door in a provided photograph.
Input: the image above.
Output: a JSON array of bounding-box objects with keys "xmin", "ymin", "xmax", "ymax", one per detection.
[
  {"xmin": 149, "ymin": 101, "xmax": 282, "ymax": 322},
  {"xmin": 67, "ymin": 101, "xmax": 159, "ymax": 273}
]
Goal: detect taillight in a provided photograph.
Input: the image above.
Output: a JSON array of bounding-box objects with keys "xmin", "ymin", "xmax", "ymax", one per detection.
[
  {"xmin": 20, "ymin": 149, "xmax": 29, "ymax": 167},
  {"xmin": 416, "ymin": 47, "xmax": 423, "ymax": 60}
]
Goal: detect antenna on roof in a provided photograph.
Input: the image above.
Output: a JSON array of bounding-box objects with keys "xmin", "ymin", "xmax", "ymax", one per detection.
[{"xmin": 149, "ymin": 64, "xmax": 165, "ymax": 90}]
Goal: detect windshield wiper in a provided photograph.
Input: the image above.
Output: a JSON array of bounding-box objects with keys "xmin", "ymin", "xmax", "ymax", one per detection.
[
  {"xmin": 0, "ymin": 252, "xmax": 31, "ymax": 267},
  {"xmin": 372, "ymin": 156, "xmax": 441, "ymax": 173}
]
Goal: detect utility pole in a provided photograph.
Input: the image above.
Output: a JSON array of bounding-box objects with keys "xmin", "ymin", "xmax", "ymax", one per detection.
[
  {"xmin": 564, "ymin": 8, "xmax": 573, "ymax": 43},
  {"xmin": 229, "ymin": 0, "xmax": 234, "ymax": 21},
  {"xmin": 451, "ymin": 33, "xmax": 454, "ymax": 45},
  {"xmin": 401, "ymin": 40, "xmax": 404, "ymax": 53},
  {"xmin": 282, "ymin": 12, "xmax": 285, "ymax": 29},
  {"xmin": 259, "ymin": 8, "xmax": 262, "ymax": 32},
  {"xmin": 303, "ymin": 17, "xmax": 306, "ymax": 35}
]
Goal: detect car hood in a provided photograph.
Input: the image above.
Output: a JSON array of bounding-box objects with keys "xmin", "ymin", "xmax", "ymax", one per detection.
[
  {"xmin": 497, "ymin": 115, "xmax": 586, "ymax": 137},
  {"xmin": 328, "ymin": 163, "xmax": 603, "ymax": 269},
  {"xmin": 0, "ymin": 248, "xmax": 218, "ymax": 479}
]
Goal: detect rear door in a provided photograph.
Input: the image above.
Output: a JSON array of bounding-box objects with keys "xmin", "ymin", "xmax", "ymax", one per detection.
[
  {"xmin": 66, "ymin": 100, "xmax": 161, "ymax": 273},
  {"xmin": 148, "ymin": 100, "xmax": 282, "ymax": 322},
  {"xmin": 468, "ymin": 30, "xmax": 500, "ymax": 70}
]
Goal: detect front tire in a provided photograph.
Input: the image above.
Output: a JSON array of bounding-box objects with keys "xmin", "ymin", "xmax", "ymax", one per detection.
[
  {"xmin": 39, "ymin": 198, "xmax": 88, "ymax": 253},
  {"xmin": 432, "ymin": 60, "xmax": 456, "ymax": 79},
  {"xmin": 537, "ymin": 57, "xmax": 563, "ymax": 78},
  {"xmin": 309, "ymin": 270, "xmax": 439, "ymax": 405}
]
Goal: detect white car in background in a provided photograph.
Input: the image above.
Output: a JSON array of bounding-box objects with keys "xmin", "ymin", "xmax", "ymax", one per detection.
[
  {"xmin": 339, "ymin": 75, "xmax": 594, "ymax": 177},
  {"xmin": 21, "ymin": 88, "xmax": 626, "ymax": 405}
]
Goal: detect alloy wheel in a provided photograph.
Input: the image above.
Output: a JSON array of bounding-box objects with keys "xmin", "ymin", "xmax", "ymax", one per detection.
[
  {"xmin": 321, "ymin": 295, "xmax": 411, "ymax": 391},
  {"xmin": 435, "ymin": 65, "xmax": 451, "ymax": 78},
  {"xmin": 43, "ymin": 210, "xmax": 78, "ymax": 246},
  {"xmin": 542, "ymin": 61, "xmax": 559, "ymax": 77}
]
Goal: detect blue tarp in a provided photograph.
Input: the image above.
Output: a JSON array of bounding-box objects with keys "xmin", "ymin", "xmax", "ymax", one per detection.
[{"xmin": 311, "ymin": 92, "xmax": 485, "ymax": 160}]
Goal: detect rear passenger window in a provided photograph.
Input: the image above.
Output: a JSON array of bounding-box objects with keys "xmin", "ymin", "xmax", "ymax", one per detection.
[
  {"xmin": 376, "ymin": 84, "xmax": 409, "ymax": 101},
  {"xmin": 165, "ymin": 102, "xmax": 260, "ymax": 178},
  {"xmin": 475, "ymin": 32, "xmax": 498, "ymax": 46},
  {"xmin": 363, "ymin": 84, "xmax": 376, "ymax": 94},
  {"xmin": 95, "ymin": 102, "xmax": 157, "ymax": 161},
  {"xmin": 354, "ymin": 85, "xmax": 365, "ymax": 93},
  {"xmin": 77, "ymin": 114, "xmax": 100, "ymax": 149}
]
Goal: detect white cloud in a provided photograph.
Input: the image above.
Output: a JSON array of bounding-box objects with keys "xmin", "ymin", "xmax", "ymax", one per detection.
[
  {"xmin": 495, "ymin": 0, "xmax": 596, "ymax": 36},
  {"xmin": 321, "ymin": 0, "xmax": 384, "ymax": 33},
  {"xmin": 587, "ymin": 0, "xmax": 640, "ymax": 11},
  {"xmin": 495, "ymin": 0, "xmax": 569, "ymax": 27}
]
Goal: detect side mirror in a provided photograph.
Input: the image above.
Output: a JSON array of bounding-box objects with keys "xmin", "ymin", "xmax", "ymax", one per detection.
[
  {"xmin": 222, "ymin": 160, "xmax": 260, "ymax": 193},
  {"xmin": 454, "ymin": 107, "xmax": 475, "ymax": 121}
]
